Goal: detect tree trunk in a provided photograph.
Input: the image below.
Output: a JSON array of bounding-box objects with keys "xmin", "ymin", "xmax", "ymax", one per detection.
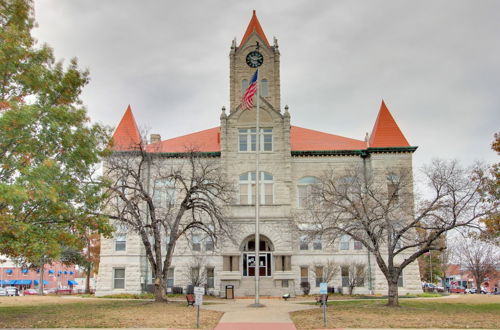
[
  {"xmin": 38, "ymin": 265, "xmax": 44, "ymax": 296},
  {"xmin": 475, "ymin": 279, "xmax": 482, "ymax": 294},
  {"xmin": 85, "ymin": 264, "xmax": 91, "ymax": 294},
  {"xmin": 153, "ymin": 276, "xmax": 168, "ymax": 302},
  {"xmin": 387, "ymin": 281, "xmax": 399, "ymax": 307}
]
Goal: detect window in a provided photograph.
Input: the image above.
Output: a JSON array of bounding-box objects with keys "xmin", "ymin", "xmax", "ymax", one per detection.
[
  {"xmin": 153, "ymin": 179, "xmax": 175, "ymax": 207},
  {"xmin": 241, "ymin": 79, "xmax": 249, "ymax": 95},
  {"xmin": 238, "ymin": 128, "xmax": 273, "ymax": 152},
  {"xmin": 315, "ymin": 266, "xmax": 323, "ymax": 287},
  {"xmin": 356, "ymin": 265, "xmax": 365, "ymax": 287},
  {"xmin": 223, "ymin": 256, "xmax": 239, "ymax": 271},
  {"xmin": 167, "ymin": 268, "xmax": 174, "ymax": 288},
  {"xmin": 192, "ymin": 234, "xmax": 201, "ymax": 251},
  {"xmin": 113, "ymin": 268, "xmax": 125, "ymax": 289},
  {"xmin": 260, "ymin": 79, "xmax": 268, "ymax": 97},
  {"xmin": 340, "ymin": 235, "xmax": 350, "ymax": 250},
  {"xmin": 205, "ymin": 237, "xmax": 214, "ymax": 251},
  {"xmin": 387, "ymin": 173, "xmax": 400, "ymax": 202},
  {"xmin": 275, "ymin": 256, "xmax": 291, "ymax": 271},
  {"xmin": 313, "ymin": 238, "xmax": 322, "ymax": 250},
  {"xmin": 297, "ymin": 177, "xmax": 320, "ymax": 208},
  {"xmin": 207, "ymin": 267, "xmax": 214, "ymax": 288},
  {"xmin": 282, "ymin": 279, "xmax": 289, "ymax": 288},
  {"xmin": 398, "ymin": 273, "xmax": 403, "ymax": 287},
  {"xmin": 239, "ymin": 171, "xmax": 273, "ymax": 205},
  {"xmin": 341, "ymin": 266, "xmax": 349, "ymax": 287},
  {"xmin": 115, "ymin": 234, "xmax": 126, "ymax": 251},
  {"xmin": 300, "ymin": 267, "xmax": 309, "ymax": 284},
  {"xmin": 354, "ymin": 240, "xmax": 363, "ymax": 250},
  {"xmin": 299, "ymin": 235, "xmax": 309, "ymax": 250}
]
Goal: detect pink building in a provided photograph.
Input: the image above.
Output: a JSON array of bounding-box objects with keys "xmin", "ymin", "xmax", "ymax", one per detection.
[{"xmin": 0, "ymin": 262, "xmax": 78, "ymax": 291}]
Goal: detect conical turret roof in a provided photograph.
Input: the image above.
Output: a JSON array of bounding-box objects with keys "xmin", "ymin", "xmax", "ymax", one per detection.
[
  {"xmin": 369, "ymin": 100, "xmax": 410, "ymax": 148},
  {"xmin": 240, "ymin": 10, "xmax": 270, "ymax": 47},
  {"xmin": 111, "ymin": 105, "xmax": 142, "ymax": 151}
]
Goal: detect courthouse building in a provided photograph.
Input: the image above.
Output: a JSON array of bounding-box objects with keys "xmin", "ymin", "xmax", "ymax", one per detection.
[{"xmin": 96, "ymin": 12, "xmax": 422, "ymax": 297}]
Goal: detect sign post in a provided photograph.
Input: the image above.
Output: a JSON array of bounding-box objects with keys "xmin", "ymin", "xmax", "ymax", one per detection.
[
  {"xmin": 319, "ymin": 282, "xmax": 328, "ymax": 327},
  {"xmin": 194, "ymin": 286, "xmax": 204, "ymax": 328}
]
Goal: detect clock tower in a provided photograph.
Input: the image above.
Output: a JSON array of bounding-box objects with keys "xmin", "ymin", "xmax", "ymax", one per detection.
[{"xmin": 229, "ymin": 11, "xmax": 281, "ymax": 113}]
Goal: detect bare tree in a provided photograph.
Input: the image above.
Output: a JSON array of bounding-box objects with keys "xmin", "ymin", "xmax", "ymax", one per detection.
[
  {"xmin": 301, "ymin": 159, "xmax": 495, "ymax": 306},
  {"xmin": 452, "ymin": 237, "xmax": 499, "ymax": 293},
  {"xmin": 103, "ymin": 142, "xmax": 233, "ymax": 302},
  {"xmin": 320, "ymin": 260, "xmax": 340, "ymax": 285},
  {"xmin": 182, "ymin": 257, "xmax": 208, "ymax": 288},
  {"xmin": 341, "ymin": 262, "xmax": 366, "ymax": 295}
]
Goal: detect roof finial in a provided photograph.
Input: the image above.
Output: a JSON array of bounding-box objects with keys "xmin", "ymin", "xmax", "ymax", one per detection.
[{"xmin": 220, "ymin": 106, "xmax": 227, "ymax": 119}]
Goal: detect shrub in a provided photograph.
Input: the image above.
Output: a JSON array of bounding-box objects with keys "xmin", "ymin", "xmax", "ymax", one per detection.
[{"xmin": 300, "ymin": 282, "xmax": 311, "ymax": 295}]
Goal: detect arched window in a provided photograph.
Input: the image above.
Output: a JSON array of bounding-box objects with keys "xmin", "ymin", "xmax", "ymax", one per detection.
[
  {"xmin": 239, "ymin": 171, "xmax": 273, "ymax": 205},
  {"xmin": 297, "ymin": 176, "xmax": 320, "ymax": 208},
  {"xmin": 242, "ymin": 79, "xmax": 249, "ymax": 95},
  {"xmin": 260, "ymin": 79, "xmax": 268, "ymax": 97}
]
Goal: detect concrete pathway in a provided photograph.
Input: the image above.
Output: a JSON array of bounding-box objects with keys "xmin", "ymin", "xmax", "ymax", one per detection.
[{"xmin": 202, "ymin": 298, "xmax": 317, "ymax": 330}]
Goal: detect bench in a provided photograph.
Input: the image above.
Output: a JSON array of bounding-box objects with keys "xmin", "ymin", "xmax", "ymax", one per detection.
[
  {"xmin": 186, "ymin": 294, "xmax": 195, "ymax": 307},
  {"xmin": 315, "ymin": 294, "xmax": 328, "ymax": 305}
]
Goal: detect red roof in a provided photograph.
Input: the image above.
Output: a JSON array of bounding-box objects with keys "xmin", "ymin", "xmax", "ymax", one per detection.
[
  {"xmin": 144, "ymin": 126, "xmax": 366, "ymax": 153},
  {"xmin": 290, "ymin": 126, "xmax": 367, "ymax": 151},
  {"xmin": 111, "ymin": 105, "xmax": 142, "ymax": 151},
  {"xmin": 240, "ymin": 10, "xmax": 270, "ymax": 47},
  {"xmin": 147, "ymin": 127, "xmax": 221, "ymax": 153},
  {"xmin": 369, "ymin": 101, "xmax": 410, "ymax": 148}
]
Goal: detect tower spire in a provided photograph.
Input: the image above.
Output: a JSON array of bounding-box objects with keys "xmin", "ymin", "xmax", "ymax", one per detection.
[
  {"xmin": 369, "ymin": 100, "xmax": 410, "ymax": 148},
  {"xmin": 240, "ymin": 10, "xmax": 270, "ymax": 47},
  {"xmin": 111, "ymin": 105, "xmax": 142, "ymax": 151}
]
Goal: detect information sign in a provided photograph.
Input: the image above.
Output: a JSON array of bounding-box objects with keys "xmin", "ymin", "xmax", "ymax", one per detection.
[{"xmin": 319, "ymin": 282, "xmax": 328, "ymax": 294}]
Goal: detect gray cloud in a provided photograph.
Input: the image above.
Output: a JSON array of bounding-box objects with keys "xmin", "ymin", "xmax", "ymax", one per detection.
[{"xmin": 32, "ymin": 0, "xmax": 499, "ymax": 169}]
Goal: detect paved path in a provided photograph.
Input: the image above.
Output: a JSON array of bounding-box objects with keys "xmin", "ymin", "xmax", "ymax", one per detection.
[{"xmin": 203, "ymin": 298, "xmax": 317, "ymax": 330}]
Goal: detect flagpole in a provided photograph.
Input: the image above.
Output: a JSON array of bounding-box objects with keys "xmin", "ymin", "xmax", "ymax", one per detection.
[{"xmin": 254, "ymin": 69, "xmax": 261, "ymax": 306}]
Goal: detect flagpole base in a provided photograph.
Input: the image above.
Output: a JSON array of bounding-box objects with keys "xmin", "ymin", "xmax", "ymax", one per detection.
[{"xmin": 249, "ymin": 303, "xmax": 265, "ymax": 308}]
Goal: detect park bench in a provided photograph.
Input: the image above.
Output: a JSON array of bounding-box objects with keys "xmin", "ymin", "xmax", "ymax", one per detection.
[
  {"xmin": 315, "ymin": 294, "xmax": 328, "ymax": 305},
  {"xmin": 186, "ymin": 294, "xmax": 195, "ymax": 307}
]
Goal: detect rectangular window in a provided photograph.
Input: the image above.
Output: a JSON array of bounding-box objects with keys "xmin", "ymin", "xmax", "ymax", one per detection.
[
  {"xmin": 398, "ymin": 273, "xmax": 403, "ymax": 287},
  {"xmin": 192, "ymin": 234, "xmax": 201, "ymax": 251},
  {"xmin": 113, "ymin": 268, "xmax": 125, "ymax": 289},
  {"xmin": 354, "ymin": 240, "xmax": 363, "ymax": 250},
  {"xmin": 356, "ymin": 265, "xmax": 365, "ymax": 287},
  {"xmin": 115, "ymin": 235, "xmax": 126, "ymax": 251},
  {"xmin": 205, "ymin": 238, "xmax": 214, "ymax": 251},
  {"xmin": 299, "ymin": 236, "xmax": 308, "ymax": 250},
  {"xmin": 264, "ymin": 183, "xmax": 273, "ymax": 204},
  {"xmin": 238, "ymin": 128, "xmax": 272, "ymax": 152},
  {"xmin": 223, "ymin": 256, "xmax": 239, "ymax": 271},
  {"xmin": 207, "ymin": 267, "xmax": 214, "ymax": 288},
  {"xmin": 315, "ymin": 266, "xmax": 323, "ymax": 287},
  {"xmin": 313, "ymin": 238, "xmax": 322, "ymax": 250},
  {"xmin": 167, "ymin": 268, "xmax": 174, "ymax": 288},
  {"xmin": 282, "ymin": 279, "xmax": 289, "ymax": 288},
  {"xmin": 341, "ymin": 266, "xmax": 349, "ymax": 287},
  {"xmin": 340, "ymin": 235, "xmax": 350, "ymax": 250},
  {"xmin": 300, "ymin": 266, "xmax": 309, "ymax": 284}
]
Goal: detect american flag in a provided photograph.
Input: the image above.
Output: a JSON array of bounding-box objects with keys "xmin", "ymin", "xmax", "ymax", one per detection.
[{"xmin": 242, "ymin": 69, "xmax": 258, "ymax": 110}]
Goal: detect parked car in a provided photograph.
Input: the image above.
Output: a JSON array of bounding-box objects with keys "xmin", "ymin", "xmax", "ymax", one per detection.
[
  {"xmin": 467, "ymin": 288, "xmax": 487, "ymax": 294},
  {"xmin": 5, "ymin": 286, "xmax": 19, "ymax": 296},
  {"xmin": 0, "ymin": 287, "xmax": 7, "ymax": 296},
  {"xmin": 23, "ymin": 289, "xmax": 39, "ymax": 295}
]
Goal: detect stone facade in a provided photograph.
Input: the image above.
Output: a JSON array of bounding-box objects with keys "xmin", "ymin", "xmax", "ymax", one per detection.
[{"xmin": 96, "ymin": 12, "xmax": 422, "ymax": 297}]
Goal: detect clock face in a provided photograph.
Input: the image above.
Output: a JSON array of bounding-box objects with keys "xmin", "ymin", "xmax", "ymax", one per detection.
[{"xmin": 246, "ymin": 51, "xmax": 264, "ymax": 68}]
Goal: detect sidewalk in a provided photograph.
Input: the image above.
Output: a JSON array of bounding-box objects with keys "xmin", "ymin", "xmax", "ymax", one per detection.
[{"xmin": 203, "ymin": 298, "xmax": 316, "ymax": 330}]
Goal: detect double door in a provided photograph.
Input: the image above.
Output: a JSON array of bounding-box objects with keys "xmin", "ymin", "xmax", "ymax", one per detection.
[{"xmin": 243, "ymin": 253, "xmax": 272, "ymax": 277}]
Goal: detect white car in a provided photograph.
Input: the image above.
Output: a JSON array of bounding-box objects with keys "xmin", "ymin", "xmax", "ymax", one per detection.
[
  {"xmin": 5, "ymin": 286, "xmax": 18, "ymax": 296},
  {"xmin": 0, "ymin": 287, "xmax": 7, "ymax": 296}
]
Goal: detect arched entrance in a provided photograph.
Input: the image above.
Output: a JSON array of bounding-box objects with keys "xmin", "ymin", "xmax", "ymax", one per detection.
[{"xmin": 240, "ymin": 235, "xmax": 274, "ymax": 277}]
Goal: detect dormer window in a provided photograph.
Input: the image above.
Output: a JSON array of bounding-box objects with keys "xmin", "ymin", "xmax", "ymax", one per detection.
[{"xmin": 239, "ymin": 128, "xmax": 272, "ymax": 152}]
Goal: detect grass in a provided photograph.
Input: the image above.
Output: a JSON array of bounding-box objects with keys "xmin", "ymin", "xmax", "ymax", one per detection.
[
  {"xmin": 0, "ymin": 296, "xmax": 222, "ymax": 328},
  {"xmin": 291, "ymin": 294, "xmax": 500, "ymax": 329}
]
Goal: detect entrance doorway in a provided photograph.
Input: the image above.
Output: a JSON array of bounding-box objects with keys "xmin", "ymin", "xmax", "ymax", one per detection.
[{"xmin": 241, "ymin": 236, "xmax": 273, "ymax": 277}]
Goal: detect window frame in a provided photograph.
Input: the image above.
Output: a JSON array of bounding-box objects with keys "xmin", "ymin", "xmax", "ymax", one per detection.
[
  {"xmin": 238, "ymin": 128, "xmax": 273, "ymax": 152},
  {"xmin": 113, "ymin": 268, "xmax": 125, "ymax": 289},
  {"xmin": 239, "ymin": 171, "xmax": 274, "ymax": 205}
]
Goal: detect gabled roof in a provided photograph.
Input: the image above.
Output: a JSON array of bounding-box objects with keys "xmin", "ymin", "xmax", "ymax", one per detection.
[
  {"xmin": 291, "ymin": 126, "xmax": 367, "ymax": 151},
  {"xmin": 369, "ymin": 100, "xmax": 410, "ymax": 148},
  {"xmin": 146, "ymin": 127, "xmax": 221, "ymax": 153},
  {"xmin": 240, "ymin": 10, "xmax": 270, "ymax": 47},
  {"xmin": 111, "ymin": 105, "xmax": 142, "ymax": 151}
]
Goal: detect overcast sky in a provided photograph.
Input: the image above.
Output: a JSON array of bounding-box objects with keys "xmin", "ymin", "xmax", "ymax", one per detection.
[{"xmin": 32, "ymin": 0, "xmax": 499, "ymax": 170}]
